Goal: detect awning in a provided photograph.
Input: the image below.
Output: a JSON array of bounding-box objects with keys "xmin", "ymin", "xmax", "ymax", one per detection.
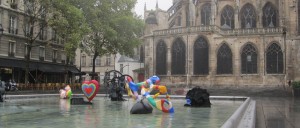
[
  {"xmin": 37, "ymin": 63, "xmax": 65, "ymax": 73},
  {"xmin": 0, "ymin": 58, "xmax": 25, "ymax": 68},
  {"xmin": 68, "ymin": 66, "xmax": 80, "ymax": 73},
  {"xmin": 0, "ymin": 58, "xmax": 80, "ymax": 74}
]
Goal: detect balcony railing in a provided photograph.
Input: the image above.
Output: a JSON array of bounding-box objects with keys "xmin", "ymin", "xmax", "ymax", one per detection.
[
  {"xmin": 10, "ymin": 3, "xmax": 17, "ymax": 9},
  {"xmin": 153, "ymin": 25, "xmax": 284, "ymax": 36},
  {"xmin": 8, "ymin": 52, "xmax": 15, "ymax": 57},
  {"xmin": 8, "ymin": 28, "xmax": 18, "ymax": 35},
  {"xmin": 39, "ymin": 57, "xmax": 44, "ymax": 61}
]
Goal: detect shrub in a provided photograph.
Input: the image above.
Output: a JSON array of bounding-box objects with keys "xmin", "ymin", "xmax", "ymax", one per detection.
[{"xmin": 292, "ymin": 81, "xmax": 300, "ymax": 89}]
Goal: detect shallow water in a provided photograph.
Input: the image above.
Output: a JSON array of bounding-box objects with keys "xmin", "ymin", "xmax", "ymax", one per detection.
[{"xmin": 0, "ymin": 97, "xmax": 243, "ymax": 128}]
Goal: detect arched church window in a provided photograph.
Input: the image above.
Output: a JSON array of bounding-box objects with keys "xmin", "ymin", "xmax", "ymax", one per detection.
[
  {"xmin": 194, "ymin": 36, "xmax": 209, "ymax": 75},
  {"xmin": 263, "ymin": 2, "xmax": 277, "ymax": 28},
  {"xmin": 172, "ymin": 38, "xmax": 186, "ymax": 75},
  {"xmin": 266, "ymin": 43, "xmax": 283, "ymax": 74},
  {"xmin": 241, "ymin": 43, "xmax": 257, "ymax": 74},
  {"xmin": 221, "ymin": 5, "xmax": 234, "ymax": 29},
  {"xmin": 217, "ymin": 43, "xmax": 232, "ymax": 74},
  {"xmin": 156, "ymin": 41, "xmax": 167, "ymax": 75},
  {"xmin": 241, "ymin": 3, "xmax": 256, "ymax": 29},
  {"xmin": 201, "ymin": 3, "xmax": 211, "ymax": 26}
]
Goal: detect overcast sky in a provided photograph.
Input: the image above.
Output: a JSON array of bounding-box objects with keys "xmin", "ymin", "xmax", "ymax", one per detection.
[{"xmin": 134, "ymin": 0, "xmax": 172, "ymax": 17}]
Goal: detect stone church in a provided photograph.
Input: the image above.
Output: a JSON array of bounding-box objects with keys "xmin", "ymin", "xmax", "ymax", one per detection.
[{"xmin": 141, "ymin": 0, "xmax": 300, "ymax": 89}]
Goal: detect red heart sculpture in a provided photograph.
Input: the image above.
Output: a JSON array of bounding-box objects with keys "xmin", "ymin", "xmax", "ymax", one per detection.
[{"xmin": 81, "ymin": 80, "xmax": 100, "ymax": 102}]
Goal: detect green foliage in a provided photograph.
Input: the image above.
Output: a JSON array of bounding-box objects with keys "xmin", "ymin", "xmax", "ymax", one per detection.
[
  {"xmin": 79, "ymin": 0, "xmax": 144, "ymax": 57},
  {"xmin": 48, "ymin": 0, "xmax": 90, "ymax": 60},
  {"xmin": 292, "ymin": 81, "xmax": 300, "ymax": 89}
]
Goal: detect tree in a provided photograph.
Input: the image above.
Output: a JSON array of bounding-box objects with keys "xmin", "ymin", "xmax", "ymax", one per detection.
[
  {"xmin": 48, "ymin": 0, "xmax": 90, "ymax": 83},
  {"xmin": 22, "ymin": 0, "xmax": 51, "ymax": 85},
  {"xmin": 79, "ymin": 0, "xmax": 144, "ymax": 79},
  {"xmin": 22, "ymin": 0, "xmax": 88, "ymax": 84}
]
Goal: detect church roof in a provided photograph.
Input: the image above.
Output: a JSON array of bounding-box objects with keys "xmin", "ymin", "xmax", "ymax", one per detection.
[{"xmin": 118, "ymin": 55, "xmax": 139, "ymax": 63}]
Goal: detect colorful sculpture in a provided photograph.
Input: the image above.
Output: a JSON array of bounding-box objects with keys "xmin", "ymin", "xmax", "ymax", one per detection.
[
  {"xmin": 127, "ymin": 76, "xmax": 174, "ymax": 113},
  {"xmin": 81, "ymin": 80, "xmax": 100, "ymax": 102},
  {"xmin": 59, "ymin": 85, "xmax": 73, "ymax": 99}
]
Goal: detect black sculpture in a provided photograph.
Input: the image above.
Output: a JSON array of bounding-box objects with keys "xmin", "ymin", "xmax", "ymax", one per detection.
[
  {"xmin": 130, "ymin": 99, "xmax": 153, "ymax": 114},
  {"xmin": 184, "ymin": 86, "xmax": 211, "ymax": 107},
  {"xmin": 104, "ymin": 70, "xmax": 133, "ymax": 101}
]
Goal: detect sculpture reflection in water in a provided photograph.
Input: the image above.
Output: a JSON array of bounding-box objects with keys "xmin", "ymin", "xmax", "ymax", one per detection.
[{"xmin": 59, "ymin": 99, "xmax": 71, "ymax": 117}]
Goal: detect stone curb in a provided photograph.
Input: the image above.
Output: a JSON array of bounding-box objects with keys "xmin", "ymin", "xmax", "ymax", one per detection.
[{"xmin": 221, "ymin": 97, "xmax": 256, "ymax": 128}]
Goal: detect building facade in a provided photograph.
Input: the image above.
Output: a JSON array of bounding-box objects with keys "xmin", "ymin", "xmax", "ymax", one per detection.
[
  {"xmin": 75, "ymin": 47, "xmax": 145, "ymax": 84},
  {"xmin": 142, "ymin": 0, "xmax": 300, "ymax": 88},
  {"xmin": 74, "ymin": 49, "xmax": 115, "ymax": 84},
  {"xmin": 0, "ymin": 0, "xmax": 78, "ymax": 84}
]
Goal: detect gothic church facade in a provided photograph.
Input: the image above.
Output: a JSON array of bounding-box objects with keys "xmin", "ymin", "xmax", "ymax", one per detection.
[{"xmin": 142, "ymin": 0, "xmax": 300, "ymax": 88}]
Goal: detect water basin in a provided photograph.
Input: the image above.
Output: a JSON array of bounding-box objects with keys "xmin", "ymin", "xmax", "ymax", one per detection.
[{"xmin": 0, "ymin": 96, "xmax": 243, "ymax": 128}]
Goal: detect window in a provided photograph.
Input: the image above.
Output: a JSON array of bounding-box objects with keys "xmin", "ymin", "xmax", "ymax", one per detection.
[
  {"xmin": 217, "ymin": 43, "xmax": 232, "ymax": 74},
  {"xmin": 120, "ymin": 64, "xmax": 124, "ymax": 73},
  {"xmin": 177, "ymin": 16, "xmax": 181, "ymax": 26},
  {"xmin": 106, "ymin": 55, "xmax": 111, "ymax": 66},
  {"xmin": 263, "ymin": 2, "xmax": 277, "ymax": 28},
  {"xmin": 194, "ymin": 36, "xmax": 209, "ymax": 75},
  {"xmin": 241, "ymin": 3, "xmax": 256, "ymax": 29},
  {"xmin": 52, "ymin": 49, "xmax": 57, "ymax": 62},
  {"xmin": 61, "ymin": 53, "xmax": 66, "ymax": 64},
  {"xmin": 81, "ymin": 55, "xmax": 86, "ymax": 67},
  {"xmin": 172, "ymin": 38, "xmax": 186, "ymax": 75},
  {"xmin": 10, "ymin": 0, "xmax": 17, "ymax": 9},
  {"xmin": 90, "ymin": 56, "xmax": 93, "ymax": 66},
  {"xmin": 9, "ymin": 16, "xmax": 17, "ymax": 34},
  {"xmin": 40, "ymin": 6, "xmax": 46, "ymax": 19},
  {"xmin": 24, "ymin": 21, "xmax": 30, "ymax": 36},
  {"xmin": 52, "ymin": 30, "xmax": 59, "ymax": 43},
  {"xmin": 201, "ymin": 3, "xmax": 211, "ymax": 26},
  {"xmin": 24, "ymin": 0, "xmax": 33, "ymax": 14},
  {"xmin": 156, "ymin": 41, "xmax": 167, "ymax": 75},
  {"xmin": 8, "ymin": 42, "xmax": 15, "ymax": 57},
  {"xmin": 221, "ymin": 5, "xmax": 234, "ymax": 29},
  {"xmin": 241, "ymin": 43, "xmax": 257, "ymax": 74},
  {"xmin": 39, "ymin": 47, "xmax": 45, "ymax": 61},
  {"xmin": 0, "ymin": 11, "xmax": 2, "ymax": 24},
  {"xmin": 95, "ymin": 57, "xmax": 101, "ymax": 66},
  {"xmin": 266, "ymin": 43, "xmax": 283, "ymax": 74},
  {"xmin": 24, "ymin": 44, "xmax": 31, "ymax": 59},
  {"xmin": 39, "ymin": 23, "xmax": 47, "ymax": 40}
]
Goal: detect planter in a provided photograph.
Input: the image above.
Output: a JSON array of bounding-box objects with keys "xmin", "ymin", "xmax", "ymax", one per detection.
[{"xmin": 293, "ymin": 88, "xmax": 300, "ymax": 97}]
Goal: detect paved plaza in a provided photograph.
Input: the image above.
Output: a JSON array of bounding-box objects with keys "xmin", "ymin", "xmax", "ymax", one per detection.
[{"xmin": 208, "ymin": 87, "xmax": 300, "ymax": 128}]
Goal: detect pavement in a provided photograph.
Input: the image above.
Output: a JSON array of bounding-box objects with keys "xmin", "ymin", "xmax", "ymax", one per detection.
[
  {"xmin": 207, "ymin": 87, "xmax": 300, "ymax": 128},
  {"xmin": 254, "ymin": 96, "xmax": 300, "ymax": 128},
  {"xmin": 3, "ymin": 87, "xmax": 300, "ymax": 128}
]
